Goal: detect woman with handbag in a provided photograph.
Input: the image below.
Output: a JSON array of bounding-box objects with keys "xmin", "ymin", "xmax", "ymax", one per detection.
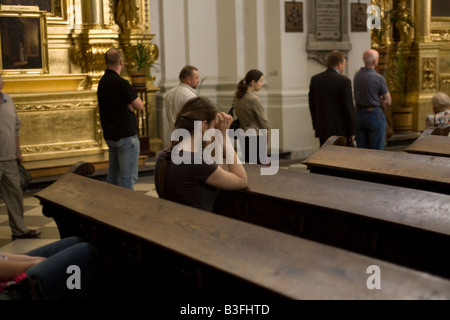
[{"xmin": 233, "ymin": 69, "xmax": 270, "ymax": 164}]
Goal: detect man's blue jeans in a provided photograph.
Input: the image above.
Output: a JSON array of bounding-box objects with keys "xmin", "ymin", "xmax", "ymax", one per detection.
[
  {"xmin": 105, "ymin": 134, "xmax": 140, "ymax": 190},
  {"xmin": 356, "ymin": 107, "xmax": 386, "ymax": 150}
]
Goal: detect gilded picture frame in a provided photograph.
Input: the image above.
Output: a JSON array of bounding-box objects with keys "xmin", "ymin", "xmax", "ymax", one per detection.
[
  {"xmin": 0, "ymin": 0, "xmax": 53, "ymax": 13},
  {"xmin": 351, "ymin": 2, "xmax": 367, "ymax": 32},
  {"xmin": 0, "ymin": 10, "xmax": 49, "ymax": 74},
  {"xmin": 285, "ymin": 1, "xmax": 303, "ymax": 33}
]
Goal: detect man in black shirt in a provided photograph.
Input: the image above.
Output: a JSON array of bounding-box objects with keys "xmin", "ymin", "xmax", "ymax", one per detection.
[{"xmin": 97, "ymin": 48, "xmax": 144, "ymax": 190}]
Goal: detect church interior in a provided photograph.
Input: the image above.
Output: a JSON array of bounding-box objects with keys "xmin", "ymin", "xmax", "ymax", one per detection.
[{"xmin": 1, "ymin": 0, "xmax": 450, "ymax": 301}]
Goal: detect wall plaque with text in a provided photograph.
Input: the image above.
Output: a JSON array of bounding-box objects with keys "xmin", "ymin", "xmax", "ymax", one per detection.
[
  {"xmin": 316, "ymin": 0, "xmax": 340, "ymax": 40},
  {"xmin": 306, "ymin": 0, "xmax": 351, "ymax": 66}
]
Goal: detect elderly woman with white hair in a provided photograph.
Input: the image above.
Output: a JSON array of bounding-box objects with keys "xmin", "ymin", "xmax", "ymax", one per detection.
[{"xmin": 426, "ymin": 92, "xmax": 450, "ymax": 129}]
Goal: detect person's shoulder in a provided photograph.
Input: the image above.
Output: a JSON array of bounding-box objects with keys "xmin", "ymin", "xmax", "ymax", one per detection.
[
  {"xmin": 370, "ymin": 71, "xmax": 387, "ymax": 85},
  {"xmin": 364, "ymin": 68, "xmax": 384, "ymax": 80},
  {"xmin": 238, "ymin": 91, "xmax": 257, "ymax": 104},
  {"xmin": 166, "ymin": 84, "xmax": 187, "ymax": 96},
  {"xmin": 338, "ymin": 72, "xmax": 351, "ymax": 80},
  {"xmin": 167, "ymin": 84, "xmax": 179, "ymax": 93},
  {"xmin": 179, "ymin": 83, "xmax": 197, "ymax": 95},
  {"xmin": 156, "ymin": 148, "xmax": 169, "ymax": 160},
  {"xmin": 118, "ymin": 74, "xmax": 133, "ymax": 86},
  {"xmin": 155, "ymin": 148, "xmax": 170, "ymax": 166},
  {"xmin": 312, "ymin": 69, "xmax": 329, "ymax": 78},
  {"xmin": 437, "ymin": 110, "xmax": 450, "ymax": 118}
]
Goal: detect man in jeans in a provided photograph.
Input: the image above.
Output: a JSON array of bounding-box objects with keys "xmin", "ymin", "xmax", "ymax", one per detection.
[
  {"xmin": 353, "ymin": 49, "xmax": 392, "ymax": 150},
  {"xmin": 97, "ymin": 48, "xmax": 144, "ymax": 190}
]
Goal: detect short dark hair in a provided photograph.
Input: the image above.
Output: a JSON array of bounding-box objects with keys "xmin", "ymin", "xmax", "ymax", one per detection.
[
  {"xmin": 326, "ymin": 50, "xmax": 346, "ymax": 68},
  {"xmin": 105, "ymin": 48, "xmax": 122, "ymax": 67},
  {"xmin": 179, "ymin": 65, "xmax": 198, "ymax": 81}
]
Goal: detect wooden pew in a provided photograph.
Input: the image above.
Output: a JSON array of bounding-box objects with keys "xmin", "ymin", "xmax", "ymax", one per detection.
[
  {"xmin": 213, "ymin": 163, "xmax": 450, "ymax": 279},
  {"xmin": 301, "ymin": 136, "xmax": 450, "ymax": 195},
  {"xmin": 34, "ymin": 172, "xmax": 450, "ymax": 300},
  {"xmin": 404, "ymin": 127, "xmax": 450, "ymax": 158}
]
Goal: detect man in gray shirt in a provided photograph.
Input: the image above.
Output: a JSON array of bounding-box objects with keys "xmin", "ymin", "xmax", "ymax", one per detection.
[
  {"xmin": 0, "ymin": 76, "xmax": 40, "ymax": 239},
  {"xmin": 353, "ymin": 49, "xmax": 392, "ymax": 150}
]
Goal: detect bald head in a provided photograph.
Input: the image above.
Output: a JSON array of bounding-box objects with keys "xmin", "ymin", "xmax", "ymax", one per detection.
[
  {"xmin": 363, "ymin": 49, "xmax": 379, "ymax": 68},
  {"xmin": 105, "ymin": 48, "xmax": 123, "ymax": 68}
]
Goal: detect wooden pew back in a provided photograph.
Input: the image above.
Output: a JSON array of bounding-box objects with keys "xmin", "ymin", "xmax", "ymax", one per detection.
[
  {"xmin": 214, "ymin": 164, "xmax": 450, "ymax": 279},
  {"xmin": 301, "ymin": 136, "xmax": 450, "ymax": 194},
  {"xmin": 405, "ymin": 127, "xmax": 450, "ymax": 158},
  {"xmin": 34, "ymin": 173, "xmax": 450, "ymax": 299}
]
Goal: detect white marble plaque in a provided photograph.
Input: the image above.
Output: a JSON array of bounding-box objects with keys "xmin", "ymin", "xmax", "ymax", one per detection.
[{"xmin": 316, "ymin": 0, "xmax": 340, "ymax": 40}]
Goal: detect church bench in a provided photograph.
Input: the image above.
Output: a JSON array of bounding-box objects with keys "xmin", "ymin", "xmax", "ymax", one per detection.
[
  {"xmin": 301, "ymin": 136, "xmax": 450, "ymax": 195},
  {"xmin": 404, "ymin": 127, "xmax": 450, "ymax": 158},
  {"xmin": 213, "ymin": 163, "xmax": 450, "ymax": 279},
  {"xmin": 34, "ymin": 172, "xmax": 450, "ymax": 300}
]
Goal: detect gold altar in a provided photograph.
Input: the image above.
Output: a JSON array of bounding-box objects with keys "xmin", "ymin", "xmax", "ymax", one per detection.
[
  {"xmin": 371, "ymin": 0, "xmax": 450, "ymax": 132},
  {"xmin": 0, "ymin": 0, "xmax": 161, "ymax": 176}
]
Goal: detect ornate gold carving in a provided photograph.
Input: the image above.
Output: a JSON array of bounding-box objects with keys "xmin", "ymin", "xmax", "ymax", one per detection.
[
  {"xmin": 22, "ymin": 142, "xmax": 102, "ymax": 154},
  {"xmin": 143, "ymin": 0, "xmax": 149, "ymax": 31},
  {"xmin": 430, "ymin": 30, "xmax": 450, "ymax": 42},
  {"xmin": 16, "ymin": 101, "xmax": 97, "ymax": 112},
  {"xmin": 13, "ymin": 89, "xmax": 106, "ymax": 161},
  {"xmin": 371, "ymin": 0, "xmax": 391, "ymax": 48},
  {"xmin": 386, "ymin": 46, "xmax": 418, "ymax": 107},
  {"xmin": 423, "ymin": 57, "xmax": 437, "ymax": 90},
  {"xmin": 3, "ymin": 0, "xmax": 160, "ymax": 163},
  {"xmin": 115, "ymin": 0, "xmax": 140, "ymax": 32},
  {"xmin": 70, "ymin": 38, "xmax": 114, "ymax": 89},
  {"xmin": 394, "ymin": 0, "xmax": 414, "ymax": 44}
]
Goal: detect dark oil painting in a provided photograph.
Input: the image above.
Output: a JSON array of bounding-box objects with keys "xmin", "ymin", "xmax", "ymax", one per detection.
[{"xmin": 0, "ymin": 16, "xmax": 42, "ymax": 69}]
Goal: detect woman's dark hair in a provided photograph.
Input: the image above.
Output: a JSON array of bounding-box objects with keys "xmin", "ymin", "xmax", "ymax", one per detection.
[
  {"xmin": 156, "ymin": 96, "xmax": 219, "ymax": 198},
  {"xmin": 173, "ymin": 96, "xmax": 218, "ymax": 133},
  {"xmin": 234, "ymin": 69, "xmax": 263, "ymax": 100}
]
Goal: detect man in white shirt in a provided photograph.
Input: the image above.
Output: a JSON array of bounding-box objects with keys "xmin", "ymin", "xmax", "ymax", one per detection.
[{"xmin": 165, "ymin": 65, "xmax": 200, "ymax": 130}]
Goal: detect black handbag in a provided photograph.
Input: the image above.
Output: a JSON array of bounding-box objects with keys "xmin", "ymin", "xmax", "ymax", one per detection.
[
  {"xmin": 228, "ymin": 106, "xmax": 240, "ymax": 131},
  {"xmin": 17, "ymin": 161, "xmax": 32, "ymax": 190},
  {"xmin": 0, "ymin": 275, "xmax": 48, "ymax": 300}
]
